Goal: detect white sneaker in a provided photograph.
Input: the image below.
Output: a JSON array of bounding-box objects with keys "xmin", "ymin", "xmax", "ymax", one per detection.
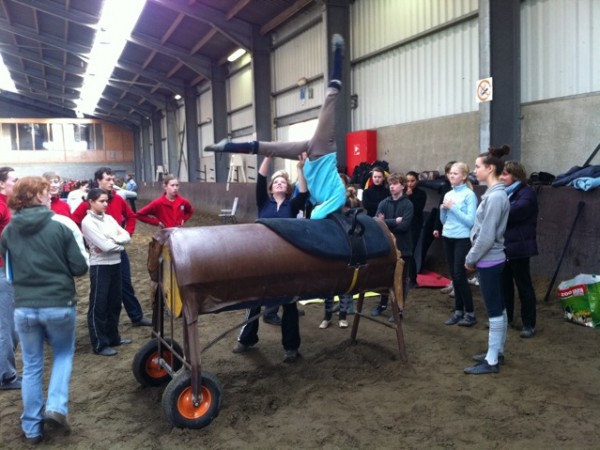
[
  {"xmin": 319, "ymin": 319, "xmax": 331, "ymax": 329},
  {"xmin": 338, "ymin": 319, "xmax": 348, "ymax": 328},
  {"xmin": 440, "ymin": 284, "xmax": 453, "ymax": 294},
  {"xmin": 468, "ymin": 276, "xmax": 480, "ymax": 286}
]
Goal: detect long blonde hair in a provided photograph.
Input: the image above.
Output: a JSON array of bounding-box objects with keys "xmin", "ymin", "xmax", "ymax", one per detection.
[
  {"xmin": 451, "ymin": 162, "xmax": 473, "ymax": 190},
  {"xmin": 345, "ymin": 186, "xmax": 361, "ymax": 208}
]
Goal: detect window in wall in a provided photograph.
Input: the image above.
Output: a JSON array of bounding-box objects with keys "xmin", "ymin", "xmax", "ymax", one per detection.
[
  {"xmin": 72, "ymin": 123, "xmax": 104, "ymax": 150},
  {"xmin": 17, "ymin": 123, "xmax": 33, "ymax": 150},
  {"xmin": 1, "ymin": 124, "xmax": 17, "ymax": 151},
  {"xmin": 49, "ymin": 123, "xmax": 64, "ymax": 151},
  {"xmin": 1, "ymin": 121, "xmax": 104, "ymax": 151},
  {"xmin": 94, "ymin": 123, "xmax": 104, "ymax": 149},
  {"xmin": 32, "ymin": 123, "xmax": 51, "ymax": 150},
  {"xmin": 3, "ymin": 123, "xmax": 52, "ymax": 150},
  {"xmin": 73, "ymin": 124, "xmax": 89, "ymax": 150}
]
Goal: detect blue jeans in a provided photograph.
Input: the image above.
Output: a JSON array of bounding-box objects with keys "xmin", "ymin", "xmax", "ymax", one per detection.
[
  {"xmin": 14, "ymin": 307, "xmax": 76, "ymax": 439},
  {"xmin": 0, "ymin": 271, "xmax": 18, "ymax": 383}
]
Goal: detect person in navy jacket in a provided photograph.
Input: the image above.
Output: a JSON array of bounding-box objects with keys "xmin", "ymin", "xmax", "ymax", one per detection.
[
  {"xmin": 501, "ymin": 161, "xmax": 539, "ymax": 338},
  {"xmin": 233, "ymin": 156, "xmax": 308, "ymax": 362}
]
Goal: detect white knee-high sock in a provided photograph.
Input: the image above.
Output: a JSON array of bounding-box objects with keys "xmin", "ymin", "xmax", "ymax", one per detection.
[{"xmin": 486, "ymin": 315, "xmax": 504, "ymax": 365}]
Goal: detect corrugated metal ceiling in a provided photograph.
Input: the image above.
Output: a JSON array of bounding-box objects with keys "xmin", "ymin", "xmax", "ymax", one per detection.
[{"xmin": 0, "ymin": 0, "xmax": 314, "ymax": 127}]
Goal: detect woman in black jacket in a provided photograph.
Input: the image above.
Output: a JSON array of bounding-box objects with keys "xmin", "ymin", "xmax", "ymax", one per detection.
[
  {"xmin": 361, "ymin": 167, "xmax": 388, "ymax": 217},
  {"xmin": 405, "ymin": 171, "xmax": 427, "ymax": 287},
  {"xmin": 501, "ymin": 161, "xmax": 539, "ymax": 338}
]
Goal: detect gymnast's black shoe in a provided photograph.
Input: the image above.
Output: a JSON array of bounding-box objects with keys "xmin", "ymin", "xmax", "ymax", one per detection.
[
  {"xmin": 204, "ymin": 138, "xmax": 229, "ymax": 153},
  {"xmin": 204, "ymin": 139, "xmax": 259, "ymax": 155}
]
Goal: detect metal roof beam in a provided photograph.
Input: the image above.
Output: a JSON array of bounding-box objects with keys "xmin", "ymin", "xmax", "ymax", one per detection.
[
  {"xmin": 0, "ymin": 44, "xmax": 86, "ymax": 75},
  {"xmin": 91, "ymin": 108, "xmax": 140, "ymax": 128},
  {"xmin": 115, "ymin": 58, "xmax": 184, "ymax": 94},
  {"xmin": 148, "ymin": 0, "xmax": 252, "ymax": 50},
  {"xmin": 260, "ymin": 0, "xmax": 314, "ymax": 35},
  {"xmin": 0, "ymin": 91, "xmax": 75, "ymax": 117},
  {"xmin": 95, "ymin": 99, "xmax": 144, "ymax": 119},
  {"xmin": 105, "ymin": 79, "xmax": 165, "ymax": 110},
  {"xmin": 129, "ymin": 32, "xmax": 212, "ymax": 78},
  {"xmin": 0, "ymin": 18, "xmax": 91, "ymax": 55},
  {"xmin": 11, "ymin": 0, "xmax": 100, "ymax": 28},
  {"xmin": 99, "ymin": 92, "xmax": 155, "ymax": 116},
  {"xmin": 13, "ymin": 79, "xmax": 78, "ymax": 102}
]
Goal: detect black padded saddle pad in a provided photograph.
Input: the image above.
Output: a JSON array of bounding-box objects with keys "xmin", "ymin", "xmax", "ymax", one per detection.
[{"xmin": 256, "ymin": 212, "xmax": 392, "ymax": 261}]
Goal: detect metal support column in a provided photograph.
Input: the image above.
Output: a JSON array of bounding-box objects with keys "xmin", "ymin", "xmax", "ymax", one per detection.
[
  {"xmin": 479, "ymin": 0, "xmax": 521, "ymax": 159},
  {"xmin": 140, "ymin": 118, "xmax": 152, "ymax": 183},
  {"xmin": 184, "ymin": 86, "xmax": 200, "ymax": 182},
  {"xmin": 324, "ymin": 0, "xmax": 351, "ymax": 172},
  {"xmin": 151, "ymin": 110, "xmax": 163, "ymax": 178},
  {"xmin": 252, "ymin": 25, "xmax": 272, "ymax": 176},
  {"xmin": 211, "ymin": 64, "xmax": 229, "ymax": 182}
]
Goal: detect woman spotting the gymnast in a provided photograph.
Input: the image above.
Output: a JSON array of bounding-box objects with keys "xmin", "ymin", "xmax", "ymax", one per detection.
[
  {"xmin": 205, "ymin": 34, "xmax": 347, "ymax": 220},
  {"xmin": 233, "ymin": 156, "xmax": 308, "ymax": 362}
]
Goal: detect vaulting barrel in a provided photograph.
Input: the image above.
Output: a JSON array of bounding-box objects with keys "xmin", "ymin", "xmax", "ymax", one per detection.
[
  {"xmin": 164, "ymin": 215, "xmax": 403, "ymax": 315},
  {"xmin": 139, "ymin": 214, "xmax": 405, "ymax": 430}
]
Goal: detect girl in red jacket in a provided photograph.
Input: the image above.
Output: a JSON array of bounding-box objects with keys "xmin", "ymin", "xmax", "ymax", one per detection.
[{"xmin": 136, "ymin": 175, "xmax": 194, "ymax": 228}]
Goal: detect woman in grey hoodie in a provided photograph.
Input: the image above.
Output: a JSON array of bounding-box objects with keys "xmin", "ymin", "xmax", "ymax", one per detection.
[{"xmin": 464, "ymin": 145, "xmax": 511, "ymax": 375}]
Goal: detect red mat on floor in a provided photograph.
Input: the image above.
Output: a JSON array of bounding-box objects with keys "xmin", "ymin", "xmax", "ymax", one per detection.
[{"xmin": 416, "ymin": 270, "xmax": 451, "ymax": 288}]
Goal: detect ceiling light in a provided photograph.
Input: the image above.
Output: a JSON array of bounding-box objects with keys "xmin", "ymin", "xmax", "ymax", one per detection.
[
  {"xmin": 227, "ymin": 48, "xmax": 247, "ymax": 63},
  {"xmin": 76, "ymin": 0, "xmax": 146, "ymax": 115},
  {"xmin": 174, "ymin": 94, "xmax": 182, "ymax": 100},
  {"xmin": 0, "ymin": 54, "xmax": 17, "ymax": 93}
]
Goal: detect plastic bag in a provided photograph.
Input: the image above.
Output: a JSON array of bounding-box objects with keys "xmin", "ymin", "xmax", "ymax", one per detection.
[{"xmin": 557, "ymin": 274, "xmax": 600, "ymax": 328}]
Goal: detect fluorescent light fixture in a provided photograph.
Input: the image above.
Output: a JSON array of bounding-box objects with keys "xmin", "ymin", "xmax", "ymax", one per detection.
[
  {"xmin": 0, "ymin": 53, "xmax": 17, "ymax": 93},
  {"xmin": 227, "ymin": 48, "xmax": 246, "ymax": 62},
  {"xmin": 76, "ymin": 0, "xmax": 146, "ymax": 115}
]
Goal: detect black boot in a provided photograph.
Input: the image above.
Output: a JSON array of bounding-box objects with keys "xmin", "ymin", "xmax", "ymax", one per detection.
[{"xmin": 204, "ymin": 138, "xmax": 258, "ymax": 154}]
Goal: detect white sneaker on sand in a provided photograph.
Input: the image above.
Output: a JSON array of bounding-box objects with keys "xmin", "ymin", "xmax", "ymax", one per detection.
[
  {"xmin": 440, "ymin": 284, "xmax": 453, "ymax": 294},
  {"xmin": 339, "ymin": 319, "xmax": 348, "ymax": 328},
  {"xmin": 468, "ymin": 275, "xmax": 480, "ymax": 286},
  {"xmin": 319, "ymin": 319, "xmax": 331, "ymax": 329}
]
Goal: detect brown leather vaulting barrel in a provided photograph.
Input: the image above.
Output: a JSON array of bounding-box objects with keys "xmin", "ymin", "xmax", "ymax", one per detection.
[
  {"xmin": 165, "ymin": 220, "xmax": 403, "ymax": 315},
  {"xmin": 137, "ymin": 217, "xmax": 406, "ymax": 431}
]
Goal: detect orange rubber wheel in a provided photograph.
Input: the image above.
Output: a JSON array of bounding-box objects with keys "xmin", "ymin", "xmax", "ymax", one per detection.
[
  {"xmin": 162, "ymin": 370, "xmax": 223, "ymax": 429},
  {"xmin": 175, "ymin": 384, "xmax": 212, "ymax": 419},
  {"xmin": 132, "ymin": 338, "xmax": 183, "ymax": 387}
]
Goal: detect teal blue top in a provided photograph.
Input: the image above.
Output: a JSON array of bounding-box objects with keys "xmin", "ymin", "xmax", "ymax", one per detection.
[{"xmin": 303, "ymin": 153, "xmax": 346, "ymax": 219}]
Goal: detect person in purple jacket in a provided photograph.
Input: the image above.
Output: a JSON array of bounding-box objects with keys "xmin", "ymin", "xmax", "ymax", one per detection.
[{"xmin": 501, "ymin": 161, "xmax": 539, "ymax": 339}]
